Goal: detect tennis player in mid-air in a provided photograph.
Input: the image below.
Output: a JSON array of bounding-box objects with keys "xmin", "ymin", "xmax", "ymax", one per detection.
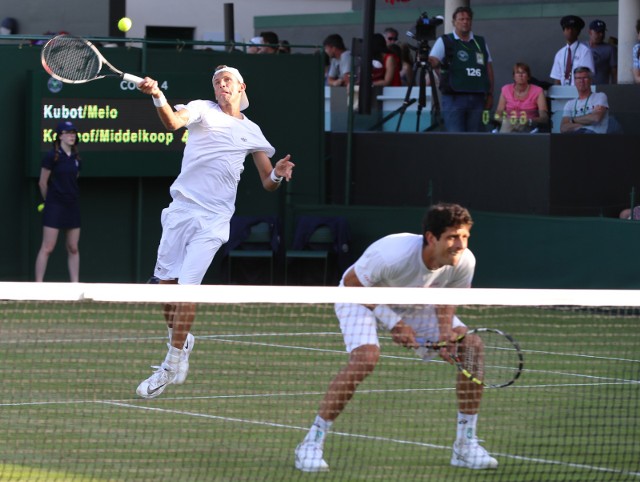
[
  {"xmin": 135, "ymin": 65, "xmax": 294, "ymax": 399},
  {"xmin": 295, "ymin": 203, "xmax": 498, "ymax": 472}
]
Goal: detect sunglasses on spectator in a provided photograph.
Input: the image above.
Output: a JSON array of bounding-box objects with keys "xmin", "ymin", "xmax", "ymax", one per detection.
[{"xmin": 386, "ymin": 36, "xmax": 398, "ymax": 41}]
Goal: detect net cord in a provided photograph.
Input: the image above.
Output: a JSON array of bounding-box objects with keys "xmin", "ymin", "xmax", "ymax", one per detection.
[{"xmin": 1, "ymin": 282, "xmax": 639, "ymax": 307}]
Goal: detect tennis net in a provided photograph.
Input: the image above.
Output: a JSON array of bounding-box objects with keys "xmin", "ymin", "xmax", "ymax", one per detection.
[{"xmin": 1, "ymin": 282, "xmax": 638, "ymax": 481}]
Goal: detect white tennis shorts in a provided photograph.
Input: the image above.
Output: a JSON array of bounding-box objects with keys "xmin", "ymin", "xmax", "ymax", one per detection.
[
  {"xmin": 153, "ymin": 199, "xmax": 230, "ymax": 285},
  {"xmin": 335, "ymin": 303, "xmax": 465, "ymax": 354}
]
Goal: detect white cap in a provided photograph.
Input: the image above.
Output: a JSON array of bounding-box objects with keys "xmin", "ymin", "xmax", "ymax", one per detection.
[
  {"xmin": 212, "ymin": 66, "xmax": 249, "ymax": 111},
  {"xmin": 249, "ymin": 36, "xmax": 262, "ymax": 45}
]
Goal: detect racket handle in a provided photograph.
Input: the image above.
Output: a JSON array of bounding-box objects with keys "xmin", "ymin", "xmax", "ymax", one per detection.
[
  {"xmin": 416, "ymin": 337, "xmax": 442, "ymax": 349},
  {"xmin": 122, "ymin": 73, "xmax": 145, "ymax": 86},
  {"xmin": 416, "ymin": 337, "xmax": 460, "ymax": 349}
]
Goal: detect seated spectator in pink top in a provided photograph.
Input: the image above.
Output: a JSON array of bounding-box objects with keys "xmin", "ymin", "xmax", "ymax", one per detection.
[{"xmin": 494, "ymin": 63, "xmax": 548, "ymax": 133}]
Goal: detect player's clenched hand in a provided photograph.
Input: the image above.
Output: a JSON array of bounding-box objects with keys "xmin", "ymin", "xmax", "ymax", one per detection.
[
  {"xmin": 390, "ymin": 321, "xmax": 418, "ymax": 349},
  {"xmin": 438, "ymin": 327, "xmax": 466, "ymax": 364},
  {"xmin": 138, "ymin": 77, "xmax": 161, "ymax": 97}
]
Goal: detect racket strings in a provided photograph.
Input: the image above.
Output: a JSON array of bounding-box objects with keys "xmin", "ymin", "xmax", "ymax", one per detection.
[
  {"xmin": 463, "ymin": 343, "xmax": 484, "ymax": 380},
  {"xmin": 42, "ymin": 36, "xmax": 101, "ymax": 81},
  {"xmin": 479, "ymin": 332, "xmax": 521, "ymax": 386}
]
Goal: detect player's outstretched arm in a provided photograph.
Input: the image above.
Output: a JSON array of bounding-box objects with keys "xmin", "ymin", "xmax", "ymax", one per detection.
[
  {"xmin": 253, "ymin": 152, "xmax": 295, "ymax": 192},
  {"xmin": 138, "ymin": 77, "xmax": 189, "ymax": 131}
]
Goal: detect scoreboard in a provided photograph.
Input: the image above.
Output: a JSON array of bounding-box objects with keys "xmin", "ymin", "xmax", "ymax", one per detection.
[{"xmin": 29, "ymin": 72, "xmax": 213, "ymax": 177}]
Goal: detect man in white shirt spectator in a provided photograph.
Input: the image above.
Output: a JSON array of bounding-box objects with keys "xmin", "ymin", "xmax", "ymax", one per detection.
[{"xmin": 550, "ymin": 15, "xmax": 595, "ymax": 86}]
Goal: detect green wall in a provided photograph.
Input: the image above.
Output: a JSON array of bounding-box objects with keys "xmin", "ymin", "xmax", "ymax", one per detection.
[
  {"xmin": 291, "ymin": 205, "xmax": 640, "ymax": 290},
  {"xmin": 1, "ymin": 42, "xmax": 324, "ymax": 282}
]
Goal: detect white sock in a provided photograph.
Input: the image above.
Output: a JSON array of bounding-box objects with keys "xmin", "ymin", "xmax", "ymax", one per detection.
[
  {"xmin": 456, "ymin": 412, "xmax": 478, "ymax": 444},
  {"xmin": 164, "ymin": 345, "xmax": 182, "ymax": 369},
  {"xmin": 304, "ymin": 415, "xmax": 332, "ymax": 445},
  {"xmin": 167, "ymin": 327, "xmax": 173, "ymax": 342}
]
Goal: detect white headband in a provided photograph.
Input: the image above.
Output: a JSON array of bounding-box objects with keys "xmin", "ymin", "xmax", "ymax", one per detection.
[
  {"xmin": 212, "ymin": 67, "xmax": 249, "ymax": 111},
  {"xmin": 213, "ymin": 66, "xmax": 244, "ymax": 84}
]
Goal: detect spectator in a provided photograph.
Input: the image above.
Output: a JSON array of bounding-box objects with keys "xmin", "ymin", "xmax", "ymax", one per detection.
[
  {"xmin": 588, "ymin": 20, "xmax": 617, "ymax": 84},
  {"xmin": 371, "ymin": 33, "xmax": 401, "ymax": 87},
  {"xmin": 550, "ymin": 15, "xmax": 594, "ymax": 86},
  {"xmin": 633, "ymin": 20, "xmax": 640, "ymax": 84},
  {"xmin": 619, "ymin": 206, "xmax": 640, "ymax": 220},
  {"xmin": 247, "ymin": 36, "xmax": 262, "ymax": 54},
  {"xmin": 35, "ymin": 121, "xmax": 82, "ymax": 282},
  {"xmin": 278, "ymin": 40, "xmax": 291, "ymax": 54},
  {"xmin": 383, "ymin": 27, "xmax": 399, "ymax": 47},
  {"xmin": 398, "ymin": 42, "xmax": 415, "ymax": 86},
  {"xmin": 323, "ymin": 34, "xmax": 352, "ymax": 87},
  {"xmin": 560, "ymin": 67, "xmax": 609, "ymax": 134},
  {"xmin": 258, "ymin": 31, "xmax": 279, "ymax": 54},
  {"xmin": 494, "ymin": 62, "xmax": 548, "ymax": 133},
  {"xmin": 0, "ymin": 17, "xmax": 18, "ymax": 35},
  {"xmin": 428, "ymin": 6, "xmax": 494, "ymax": 132}
]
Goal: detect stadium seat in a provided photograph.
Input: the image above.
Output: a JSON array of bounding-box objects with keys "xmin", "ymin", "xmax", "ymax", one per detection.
[
  {"xmin": 224, "ymin": 216, "xmax": 280, "ymax": 284},
  {"xmin": 285, "ymin": 216, "xmax": 350, "ymax": 285}
]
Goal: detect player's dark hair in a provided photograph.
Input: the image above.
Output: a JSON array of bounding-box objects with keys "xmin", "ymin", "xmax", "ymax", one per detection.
[{"xmin": 422, "ymin": 203, "xmax": 473, "ymax": 242}]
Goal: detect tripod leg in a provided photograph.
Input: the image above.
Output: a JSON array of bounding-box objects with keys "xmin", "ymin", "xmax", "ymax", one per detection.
[
  {"xmin": 427, "ymin": 66, "xmax": 441, "ymax": 130},
  {"xmin": 394, "ymin": 60, "xmax": 420, "ymax": 132}
]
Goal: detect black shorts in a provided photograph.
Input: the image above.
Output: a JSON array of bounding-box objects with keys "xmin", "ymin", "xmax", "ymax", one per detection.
[{"xmin": 42, "ymin": 200, "xmax": 81, "ymax": 229}]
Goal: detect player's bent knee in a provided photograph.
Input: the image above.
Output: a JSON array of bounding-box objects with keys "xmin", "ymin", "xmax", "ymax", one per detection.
[{"xmin": 349, "ymin": 345, "xmax": 380, "ymax": 375}]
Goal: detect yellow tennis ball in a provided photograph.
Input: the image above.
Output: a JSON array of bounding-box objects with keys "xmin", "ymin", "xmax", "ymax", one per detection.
[
  {"xmin": 118, "ymin": 17, "xmax": 132, "ymax": 32},
  {"xmin": 37, "ymin": 203, "xmax": 45, "ymax": 212}
]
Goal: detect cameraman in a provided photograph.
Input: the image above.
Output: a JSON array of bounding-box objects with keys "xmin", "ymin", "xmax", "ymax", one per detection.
[{"xmin": 428, "ymin": 6, "xmax": 494, "ymax": 132}]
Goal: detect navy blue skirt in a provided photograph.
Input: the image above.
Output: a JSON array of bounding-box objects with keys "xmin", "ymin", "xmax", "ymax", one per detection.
[{"xmin": 42, "ymin": 200, "xmax": 81, "ymax": 229}]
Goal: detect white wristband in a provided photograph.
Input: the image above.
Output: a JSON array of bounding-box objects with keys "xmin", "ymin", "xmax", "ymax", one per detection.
[
  {"xmin": 153, "ymin": 94, "xmax": 167, "ymax": 108},
  {"xmin": 373, "ymin": 305, "xmax": 402, "ymax": 330},
  {"xmin": 270, "ymin": 169, "xmax": 283, "ymax": 183}
]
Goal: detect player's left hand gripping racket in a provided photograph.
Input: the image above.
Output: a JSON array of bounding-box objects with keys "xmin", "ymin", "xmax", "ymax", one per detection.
[
  {"xmin": 417, "ymin": 328, "xmax": 524, "ymax": 388},
  {"xmin": 41, "ymin": 34, "xmax": 144, "ymax": 85}
]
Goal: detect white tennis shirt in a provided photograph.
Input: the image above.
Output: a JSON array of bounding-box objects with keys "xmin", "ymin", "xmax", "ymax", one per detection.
[
  {"xmin": 351, "ymin": 233, "xmax": 475, "ymax": 288},
  {"xmin": 170, "ymin": 100, "xmax": 275, "ymax": 215}
]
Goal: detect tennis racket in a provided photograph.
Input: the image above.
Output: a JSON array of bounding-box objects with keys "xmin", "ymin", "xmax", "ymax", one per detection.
[
  {"xmin": 417, "ymin": 328, "xmax": 524, "ymax": 388},
  {"xmin": 41, "ymin": 34, "xmax": 144, "ymax": 85}
]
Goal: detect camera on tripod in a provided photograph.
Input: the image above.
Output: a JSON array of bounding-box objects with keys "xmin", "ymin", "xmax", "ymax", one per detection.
[{"xmin": 412, "ymin": 12, "xmax": 443, "ymax": 43}]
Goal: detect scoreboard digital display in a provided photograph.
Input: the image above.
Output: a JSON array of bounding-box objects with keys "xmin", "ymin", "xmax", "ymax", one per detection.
[
  {"xmin": 29, "ymin": 72, "xmax": 212, "ymax": 177},
  {"xmin": 40, "ymin": 97, "xmax": 184, "ymax": 151}
]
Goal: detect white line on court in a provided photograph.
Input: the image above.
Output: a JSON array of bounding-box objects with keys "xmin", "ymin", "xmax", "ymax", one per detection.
[{"xmin": 99, "ymin": 400, "xmax": 640, "ymax": 479}]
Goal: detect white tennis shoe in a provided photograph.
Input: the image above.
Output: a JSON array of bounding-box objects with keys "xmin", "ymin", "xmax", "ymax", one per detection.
[
  {"xmin": 174, "ymin": 333, "xmax": 194, "ymax": 385},
  {"xmin": 295, "ymin": 441, "xmax": 329, "ymax": 472},
  {"xmin": 136, "ymin": 363, "xmax": 177, "ymax": 399},
  {"xmin": 450, "ymin": 438, "xmax": 498, "ymax": 470}
]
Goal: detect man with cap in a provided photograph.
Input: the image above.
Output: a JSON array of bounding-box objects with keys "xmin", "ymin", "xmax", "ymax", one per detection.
[
  {"xmin": 550, "ymin": 15, "xmax": 595, "ymax": 86},
  {"xmin": 588, "ymin": 19, "xmax": 617, "ymax": 84},
  {"xmin": 0, "ymin": 17, "xmax": 18, "ymax": 35},
  {"xmin": 134, "ymin": 66, "xmax": 295, "ymax": 399}
]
